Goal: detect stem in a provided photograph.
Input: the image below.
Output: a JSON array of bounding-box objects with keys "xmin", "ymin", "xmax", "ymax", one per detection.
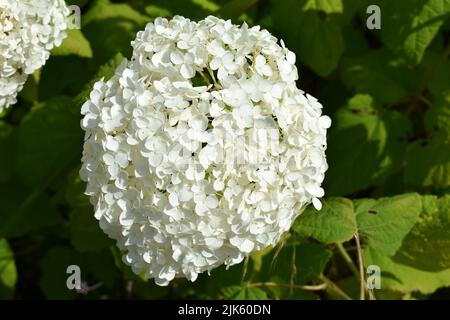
[
  {"xmin": 320, "ymin": 275, "xmax": 352, "ymax": 300},
  {"xmin": 336, "ymin": 242, "xmax": 359, "ymax": 279},
  {"xmin": 241, "ymin": 256, "xmax": 249, "ymax": 282},
  {"xmin": 207, "ymin": 66, "xmax": 220, "ymax": 88},
  {"xmin": 249, "ymin": 281, "xmax": 327, "ymax": 292},
  {"xmin": 354, "ymin": 233, "xmax": 365, "ymax": 300},
  {"xmin": 270, "ymin": 238, "xmax": 286, "ymax": 272},
  {"xmin": 198, "ymin": 70, "xmax": 211, "ymax": 86},
  {"xmin": 289, "ymin": 236, "xmax": 297, "ymax": 294}
]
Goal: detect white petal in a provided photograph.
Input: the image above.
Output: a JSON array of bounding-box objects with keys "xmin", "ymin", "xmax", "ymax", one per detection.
[
  {"xmin": 149, "ymin": 152, "xmax": 163, "ymax": 167},
  {"xmin": 170, "ymin": 51, "xmax": 184, "ymax": 65},
  {"xmin": 312, "ymin": 198, "xmax": 323, "ymax": 211},
  {"xmin": 319, "ymin": 115, "xmax": 332, "ymax": 129},
  {"xmin": 180, "ymin": 64, "xmax": 195, "ymax": 79}
]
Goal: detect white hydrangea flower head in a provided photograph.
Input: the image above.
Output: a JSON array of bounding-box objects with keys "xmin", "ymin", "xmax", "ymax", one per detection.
[
  {"xmin": 80, "ymin": 16, "xmax": 331, "ymax": 286},
  {"xmin": 0, "ymin": 0, "xmax": 70, "ymax": 112}
]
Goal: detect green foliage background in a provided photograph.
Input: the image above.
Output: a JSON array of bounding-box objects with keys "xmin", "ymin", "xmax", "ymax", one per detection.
[{"xmin": 0, "ymin": 0, "xmax": 449, "ymax": 300}]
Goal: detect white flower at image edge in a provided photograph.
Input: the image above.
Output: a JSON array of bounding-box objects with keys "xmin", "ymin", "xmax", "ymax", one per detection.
[
  {"xmin": 80, "ymin": 15, "xmax": 331, "ymax": 286},
  {"xmin": 0, "ymin": 0, "xmax": 69, "ymax": 112}
]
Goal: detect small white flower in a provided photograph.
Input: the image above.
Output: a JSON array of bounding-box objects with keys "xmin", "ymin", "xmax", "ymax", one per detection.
[
  {"xmin": 254, "ymin": 54, "xmax": 273, "ymax": 77},
  {"xmin": 80, "ymin": 15, "xmax": 330, "ymax": 286},
  {"xmin": 210, "ymin": 52, "xmax": 238, "ymax": 80}
]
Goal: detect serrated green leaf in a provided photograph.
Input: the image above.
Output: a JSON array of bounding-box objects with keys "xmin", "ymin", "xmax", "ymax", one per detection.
[
  {"xmin": 294, "ymin": 198, "xmax": 356, "ymax": 244},
  {"xmin": 325, "ymin": 94, "xmax": 411, "ymax": 196},
  {"xmin": 354, "ymin": 193, "xmax": 422, "ymax": 256},
  {"xmin": 295, "ymin": 193, "xmax": 421, "ymax": 257},
  {"xmin": 52, "ymin": 29, "xmax": 93, "ymax": 58},
  {"xmin": 0, "ymin": 239, "xmax": 17, "ymax": 299},
  {"xmin": 394, "ymin": 195, "xmax": 450, "ymax": 271},
  {"xmin": 381, "ymin": 0, "xmax": 450, "ymax": 64}
]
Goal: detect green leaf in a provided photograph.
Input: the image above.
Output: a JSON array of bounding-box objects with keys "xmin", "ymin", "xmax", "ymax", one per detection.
[
  {"xmin": 16, "ymin": 96, "xmax": 82, "ymax": 188},
  {"xmin": 295, "ymin": 193, "xmax": 421, "ymax": 257},
  {"xmin": 82, "ymin": 0, "xmax": 149, "ymax": 63},
  {"xmin": 381, "ymin": 0, "xmax": 450, "ymax": 64},
  {"xmin": 394, "ymin": 195, "xmax": 450, "ymax": 271},
  {"xmin": 325, "ymin": 94, "xmax": 411, "ymax": 195},
  {"xmin": 270, "ymin": 0, "xmax": 344, "ymax": 76},
  {"xmin": 281, "ymin": 242, "xmax": 331, "ymax": 284},
  {"xmin": 247, "ymin": 240, "xmax": 329, "ymax": 299},
  {"xmin": 294, "ymin": 198, "xmax": 356, "ymax": 244},
  {"xmin": 405, "ymin": 133, "xmax": 450, "ymax": 189},
  {"xmin": 340, "ymin": 50, "xmax": 419, "ymax": 105},
  {"xmin": 52, "ymin": 29, "xmax": 93, "ymax": 58},
  {"xmin": 221, "ymin": 285, "xmax": 268, "ymax": 299},
  {"xmin": 38, "ymin": 57, "xmax": 96, "ymax": 100},
  {"xmin": 354, "ymin": 193, "xmax": 422, "ymax": 256},
  {"xmin": 303, "ymin": 0, "xmax": 343, "ymax": 14},
  {"xmin": 364, "ymin": 247, "xmax": 450, "ymax": 294},
  {"xmin": 0, "ymin": 239, "xmax": 17, "ymax": 299}
]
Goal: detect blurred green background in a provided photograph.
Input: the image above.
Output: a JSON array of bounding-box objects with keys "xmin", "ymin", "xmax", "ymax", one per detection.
[{"xmin": 0, "ymin": 0, "xmax": 449, "ymax": 300}]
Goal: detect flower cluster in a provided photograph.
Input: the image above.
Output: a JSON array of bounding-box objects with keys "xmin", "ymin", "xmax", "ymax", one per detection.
[
  {"xmin": 80, "ymin": 16, "xmax": 331, "ymax": 286},
  {"xmin": 0, "ymin": 0, "xmax": 69, "ymax": 112}
]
